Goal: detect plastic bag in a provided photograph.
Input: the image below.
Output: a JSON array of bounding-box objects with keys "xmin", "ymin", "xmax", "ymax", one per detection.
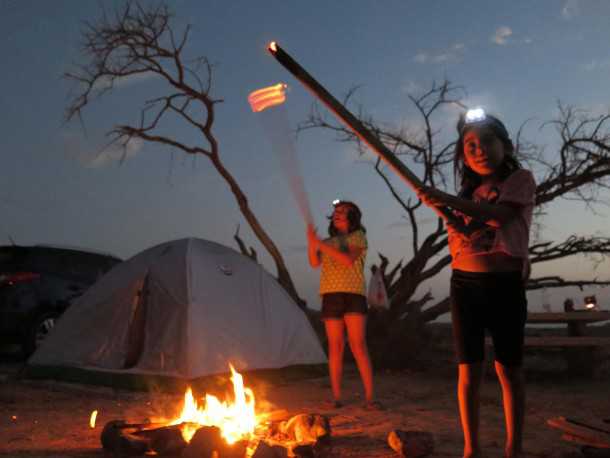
[{"xmin": 367, "ymin": 268, "xmax": 389, "ymax": 308}]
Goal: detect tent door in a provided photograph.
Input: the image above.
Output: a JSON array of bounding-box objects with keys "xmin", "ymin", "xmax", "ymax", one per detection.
[{"xmin": 123, "ymin": 275, "xmax": 149, "ymax": 369}]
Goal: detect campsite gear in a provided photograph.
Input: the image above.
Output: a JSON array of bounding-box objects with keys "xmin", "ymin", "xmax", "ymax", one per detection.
[
  {"xmin": 367, "ymin": 268, "xmax": 389, "ymax": 308},
  {"xmin": 28, "ymin": 238, "xmax": 326, "ymax": 385}
]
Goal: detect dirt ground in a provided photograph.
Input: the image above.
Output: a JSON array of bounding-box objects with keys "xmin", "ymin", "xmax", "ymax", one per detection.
[{"xmin": 1, "ymin": 346, "xmax": 609, "ymax": 458}]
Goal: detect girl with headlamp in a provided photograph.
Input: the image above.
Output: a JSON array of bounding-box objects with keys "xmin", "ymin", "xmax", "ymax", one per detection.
[
  {"xmin": 307, "ymin": 200, "xmax": 381, "ymax": 410},
  {"xmin": 417, "ymin": 109, "xmax": 536, "ymax": 458}
]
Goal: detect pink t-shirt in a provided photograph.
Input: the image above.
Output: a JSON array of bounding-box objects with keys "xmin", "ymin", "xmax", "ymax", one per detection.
[{"xmin": 448, "ymin": 169, "xmax": 536, "ymax": 275}]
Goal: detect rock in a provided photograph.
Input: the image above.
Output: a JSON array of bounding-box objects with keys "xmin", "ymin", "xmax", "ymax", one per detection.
[{"xmin": 387, "ymin": 430, "xmax": 434, "ymax": 457}]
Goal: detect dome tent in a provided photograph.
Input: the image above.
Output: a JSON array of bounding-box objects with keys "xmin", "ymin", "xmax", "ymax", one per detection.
[{"xmin": 28, "ymin": 238, "xmax": 326, "ymax": 388}]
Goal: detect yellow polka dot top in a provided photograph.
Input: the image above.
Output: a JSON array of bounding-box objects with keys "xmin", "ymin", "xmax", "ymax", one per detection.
[{"xmin": 319, "ymin": 229, "xmax": 367, "ymax": 296}]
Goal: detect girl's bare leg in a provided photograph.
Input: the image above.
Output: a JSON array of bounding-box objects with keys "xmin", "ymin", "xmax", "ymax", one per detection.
[
  {"xmin": 324, "ymin": 319, "xmax": 346, "ymax": 402},
  {"xmin": 457, "ymin": 362, "xmax": 484, "ymax": 458},
  {"xmin": 344, "ymin": 313, "xmax": 374, "ymax": 401},
  {"xmin": 495, "ymin": 361, "xmax": 525, "ymax": 458}
]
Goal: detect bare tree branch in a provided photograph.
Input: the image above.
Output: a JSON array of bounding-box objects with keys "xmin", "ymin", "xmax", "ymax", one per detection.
[
  {"xmin": 306, "ymin": 81, "xmax": 610, "ymax": 326},
  {"xmin": 66, "ymin": 1, "xmax": 304, "ymax": 307},
  {"xmin": 526, "ymin": 277, "xmax": 610, "ymax": 291}
]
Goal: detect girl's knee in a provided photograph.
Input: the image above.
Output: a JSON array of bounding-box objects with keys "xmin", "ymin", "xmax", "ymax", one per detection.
[
  {"xmin": 328, "ymin": 340, "xmax": 345, "ymax": 355},
  {"xmin": 494, "ymin": 361, "xmax": 523, "ymax": 384},
  {"xmin": 349, "ymin": 339, "xmax": 368, "ymax": 358}
]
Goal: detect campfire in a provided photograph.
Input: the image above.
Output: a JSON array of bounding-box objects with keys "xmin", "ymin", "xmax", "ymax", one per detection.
[{"xmin": 97, "ymin": 364, "xmax": 330, "ymax": 457}]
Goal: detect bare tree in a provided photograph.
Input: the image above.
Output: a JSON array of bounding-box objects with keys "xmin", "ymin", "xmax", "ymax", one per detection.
[
  {"xmin": 300, "ymin": 81, "xmax": 610, "ymax": 341},
  {"xmin": 65, "ymin": 2, "xmax": 305, "ymax": 307}
]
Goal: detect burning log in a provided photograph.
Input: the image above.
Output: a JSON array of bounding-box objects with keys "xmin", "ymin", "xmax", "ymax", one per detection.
[
  {"xmin": 387, "ymin": 430, "xmax": 434, "ymax": 457},
  {"xmin": 100, "ymin": 420, "xmax": 152, "ymax": 455},
  {"xmin": 137, "ymin": 424, "xmax": 188, "ymax": 455},
  {"xmin": 251, "ymin": 441, "xmax": 289, "ymax": 458},
  {"xmin": 181, "ymin": 425, "xmax": 248, "ymax": 458}
]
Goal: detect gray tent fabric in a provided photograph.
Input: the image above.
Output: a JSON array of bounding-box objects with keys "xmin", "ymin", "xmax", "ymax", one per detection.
[{"xmin": 29, "ymin": 238, "xmax": 326, "ymax": 381}]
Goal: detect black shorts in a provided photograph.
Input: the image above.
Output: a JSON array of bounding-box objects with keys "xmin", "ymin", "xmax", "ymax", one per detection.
[
  {"xmin": 450, "ymin": 270, "xmax": 527, "ymax": 367},
  {"xmin": 321, "ymin": 293, "xmax": 368, "ymax": 320}
]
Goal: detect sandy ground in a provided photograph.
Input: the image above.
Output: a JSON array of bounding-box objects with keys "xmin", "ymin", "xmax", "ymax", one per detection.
[{"xmin": 1, "ymin": 347, "xmax": 609, "ymax": 458}]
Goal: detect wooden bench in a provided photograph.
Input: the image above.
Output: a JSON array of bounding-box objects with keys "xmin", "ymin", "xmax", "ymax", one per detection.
[
  {"xmin": 485, "ymin": 310, "xmax": 610, "ymax": 374},
  {"xmin": 523, "ymin": 336, "xmax": 610, "ymax": 347}
]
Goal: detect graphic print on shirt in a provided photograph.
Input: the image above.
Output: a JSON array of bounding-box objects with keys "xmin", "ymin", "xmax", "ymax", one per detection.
[{"xmin": 457, "ymin": 185, "xmax": 500, "ymax": 254}]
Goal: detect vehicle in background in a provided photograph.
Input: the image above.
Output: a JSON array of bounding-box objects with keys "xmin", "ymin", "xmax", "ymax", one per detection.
[{"xmin": 0, "ymin": 245, "xmax": 121, "ymax": 357}]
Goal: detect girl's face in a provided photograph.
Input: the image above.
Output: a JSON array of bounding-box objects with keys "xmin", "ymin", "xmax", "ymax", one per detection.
[
  {"xmin": 462, "ymin": 127, "xmax": 506, "ymax": 176},
  {"xmin": 332, "ymin": 204, "xmax": 351, "ymax": 233}
]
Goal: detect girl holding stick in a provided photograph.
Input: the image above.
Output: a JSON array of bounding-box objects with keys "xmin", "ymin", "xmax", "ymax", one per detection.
[
  {"xmin": 416, "ymin": 109, "xmax": 536, "ymax": 458},
  {"xmin": 307, "ymin": 200, "xmax": 381, "ymax": 410}
]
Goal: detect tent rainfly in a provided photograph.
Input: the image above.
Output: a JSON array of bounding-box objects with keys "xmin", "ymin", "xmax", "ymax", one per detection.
[{"xmin": 28, "ymin": 238, "xmax": 326, "ymax": 385}]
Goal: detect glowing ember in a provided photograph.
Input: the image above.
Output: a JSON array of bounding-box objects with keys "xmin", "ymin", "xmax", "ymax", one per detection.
[
  {"xmin": 268, "ymin": 41, "xmax": 278, "ymax": 53},
  {"xmin": 89, "ymin": 410, "xmax": 98, "ymax": 428},
  {"xmin": 248, "ymin": 83, "xmax": 287, "ymax": 112},
  {"xmin": 169, "ymin": 364, "xmax": 258, "ymax": 445}
]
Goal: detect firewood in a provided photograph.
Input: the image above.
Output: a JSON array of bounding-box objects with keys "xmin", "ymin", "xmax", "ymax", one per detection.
[
  {"xmin": 215, "ymin": 439, "xmax": 248, "ymax": 458},
  {"xmin": 252, "ymin": 441, "xmax": 289, "ymax": 458},
  {"xmin": 293, "ymin": 444, "xmax": 315, "ymax": 458},
  {"xmin": 547, "ymin": 417, "xmax": 610, "ymax": 449},
  {"xmin": 387, "ymin": 430, "xmax": 434, "ymax": 457},
  {"xmin": 277, "ymin": 414, "xmax": 331, "ymax": 444},
  {"xmin": 182, "ymin": 426, "xmax": 223, "ymax": 458},
  {"xmin": 145, "ymin": 426, "xmax": 188, "ymax": 455},
  {"xmin": 100, "ymin": 420, "xmax": 151, "ymax": 455},
  {"xmin": 181, "ymin": 427, "xmax": 246, "ymax": 458}
]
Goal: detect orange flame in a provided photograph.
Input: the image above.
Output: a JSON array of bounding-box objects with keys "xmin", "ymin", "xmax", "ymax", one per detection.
[
  {"xmin": 89, "ymin": 410, "xmax": 98, "ymax": 428},
  {"xmin": 248, "ymin": 83, "xmax": 287, "ymax": 112},
  {"xmin": 169, "ymin": 364, "xmax": 258, "ymax": 444}
]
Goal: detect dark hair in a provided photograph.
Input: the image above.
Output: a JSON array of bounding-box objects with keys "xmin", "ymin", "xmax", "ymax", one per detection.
[
  {"xmin": 454, "ymin": 112, "xmax": 522, "ymax": 198},
  {"xmin": 327, "ymin": 201, "xmax": 366, "ymax": 237}
]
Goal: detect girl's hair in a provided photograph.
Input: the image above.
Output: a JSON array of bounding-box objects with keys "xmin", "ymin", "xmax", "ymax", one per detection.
[
  {"xmin": 454, "ymin": 113, "xmax": 522, "ymax": 199},
  {"xmin": 327, "ymin": 201, "xmax": 366, "ymax": 237}
]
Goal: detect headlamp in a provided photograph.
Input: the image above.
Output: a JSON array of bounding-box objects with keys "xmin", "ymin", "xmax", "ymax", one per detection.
[
  {"xmin": 459, "ymin": 107, "xmax": 511, "ymax": 141},
  {"xmin": 332, "ymin": 199, "xmax": 342, "ymax": 206},
  {"xmin": 464, "ymin": 107, "xmax": 486, "ymax": 124}
]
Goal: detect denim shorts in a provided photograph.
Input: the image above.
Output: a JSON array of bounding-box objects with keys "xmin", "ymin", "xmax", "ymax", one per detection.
[
  {"xmin": 450, "ymin": 270, "xmax": 527, "ymax": 366},
  {"xmin": 321, "ymin": 293, "xmax": 368, "ymax": 320}
]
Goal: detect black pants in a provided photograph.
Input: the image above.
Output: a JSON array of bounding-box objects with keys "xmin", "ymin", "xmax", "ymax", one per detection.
[
  {"xmin": 450, "ymin": 270, "xmax": 527, "ymax": 366},
  {"xmin": 321, "ymin": 293, "xmax": 368, "ymax": 320}
]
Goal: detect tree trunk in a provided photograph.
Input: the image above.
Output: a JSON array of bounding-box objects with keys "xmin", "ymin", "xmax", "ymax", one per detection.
[{"xmin": 210, "ymin": 155, "xmax": 305, "ymax": 308}]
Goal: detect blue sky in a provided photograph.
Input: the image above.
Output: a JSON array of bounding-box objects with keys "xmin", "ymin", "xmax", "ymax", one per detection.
[{"xmin": 1, "ymin": 0, "xmax": 609, "ymax": 314}]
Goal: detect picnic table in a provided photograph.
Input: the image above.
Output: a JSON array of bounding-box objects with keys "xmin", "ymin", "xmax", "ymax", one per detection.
[
  {"xmin": 487, "ymin": 310, "xmax": 610, "ymax": 374},
  {"xmin": 525, "ymin": 310, "xmax": 610, "ymax": 374}
]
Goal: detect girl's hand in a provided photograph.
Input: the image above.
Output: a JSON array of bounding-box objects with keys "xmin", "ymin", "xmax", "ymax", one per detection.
[
  {"xmin": 445, "ymin": 220, "xmax": 469, "ymax": 240},
  {"xmin": 416, "ymin": 185, "xmax": 447, "ymax": 208},
  {"xmin": 306, "ymin": 224, "xmax": 320, "ymax": 248}
]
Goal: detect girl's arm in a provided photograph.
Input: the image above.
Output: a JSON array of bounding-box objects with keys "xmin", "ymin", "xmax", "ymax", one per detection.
[
  {"xmin": 417, "ymin": 186, "xmax": 519, "ymax": 228},
  {"xmin": 421, "ymin": 199, "xmax": 477, "ymax": 238},
  {"xmin": 307, "ymin": 225, "xmax": 322, "ymax": 268}
]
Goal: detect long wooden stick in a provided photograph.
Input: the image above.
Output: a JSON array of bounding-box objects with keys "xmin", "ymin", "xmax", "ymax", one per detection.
[{"xmin": 267, "ymin": 42, "xmax": 422, "ymax": 191}]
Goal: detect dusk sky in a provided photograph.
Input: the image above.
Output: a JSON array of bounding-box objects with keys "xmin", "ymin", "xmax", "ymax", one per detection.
[{"xmin": 2, "ymin": 0, "xmax": 609, "ymax": 314}]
